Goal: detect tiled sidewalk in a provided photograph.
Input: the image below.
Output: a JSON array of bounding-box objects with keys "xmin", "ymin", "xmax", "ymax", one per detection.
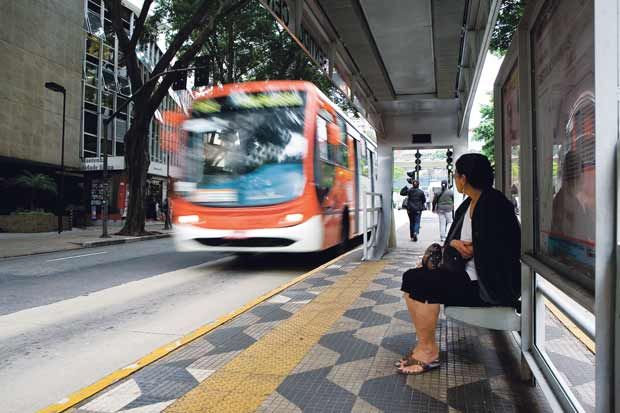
[
  {"xmin": 0, "ymin": 222, "xmax": 171, "ymax": 259},
  {"xmin": 71, "ymin": 246, "xmax": 552, "ymax": 413}
]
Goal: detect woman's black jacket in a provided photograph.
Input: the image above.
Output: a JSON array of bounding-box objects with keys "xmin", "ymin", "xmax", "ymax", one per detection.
[
  {"xmin": 445, "ymin": 188, "xmax": 521, "ymax": 306},
  {"xmin": 400, "ymin": 186, "xmax": 426, "ymax": 212}
]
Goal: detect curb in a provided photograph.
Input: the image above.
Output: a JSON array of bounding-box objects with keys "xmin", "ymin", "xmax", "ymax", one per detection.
[
  {"xmin": 38, "ymin": 247, "xmax": 361, "ymax": 413},
  {"xmin": 0, "ymin": 233, "xmax": 172, "ymax": 261},
  {"xmin": 80, "ymin": 233, "xmax": 171, "ymax": 248}
]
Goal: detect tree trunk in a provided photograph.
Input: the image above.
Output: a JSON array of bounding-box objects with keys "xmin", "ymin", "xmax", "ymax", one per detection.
[{"xmin": 118, "ymin": 118, "xmax": 151, "ymax": 236}]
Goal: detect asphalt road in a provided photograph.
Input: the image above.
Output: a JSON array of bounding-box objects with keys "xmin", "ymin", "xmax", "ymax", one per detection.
[{"xmin": 0, "ymin": 239, "xmax": 331, "ymax": 413}]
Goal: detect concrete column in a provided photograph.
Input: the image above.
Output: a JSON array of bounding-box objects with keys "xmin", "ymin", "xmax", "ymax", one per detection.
[{"xmin": 371, "ymin": 142, "xmax": 394, "ymax": 259}]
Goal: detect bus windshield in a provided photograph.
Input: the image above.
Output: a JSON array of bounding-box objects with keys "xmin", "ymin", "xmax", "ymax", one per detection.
[{"xmin": 182, "ymin": 91, "xmax": 307, "ymax": 207}]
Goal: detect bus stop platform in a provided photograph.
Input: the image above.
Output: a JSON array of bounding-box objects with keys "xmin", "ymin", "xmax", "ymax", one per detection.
[{"xmin": 69, "ymin": 241, "xmax": 552, "ymax": 412}]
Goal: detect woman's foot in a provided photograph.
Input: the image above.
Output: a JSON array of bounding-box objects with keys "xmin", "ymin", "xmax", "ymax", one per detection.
[
  {"xmin": 396, "ymin": 346, "xmax": 439, "ymax": 373},
  {"xmin": 397, "ymin": 355, "xmax": 440, "ymax": 375}
]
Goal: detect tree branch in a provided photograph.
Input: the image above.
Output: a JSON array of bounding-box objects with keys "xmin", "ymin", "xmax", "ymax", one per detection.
[
  {"xmin": 110, "ymin": 0, "xmax": 143, "ymax": 91},
  {"xmin": 150, "ymin": 0, "xmax": 220, "ymax": 78},
  {"xmin": 129, "ymin": 0, "xmax": 155, "ymax": 50},
  {"xmin": 146, "ymin": 0, "xmax": 250, "ymax": 115}
]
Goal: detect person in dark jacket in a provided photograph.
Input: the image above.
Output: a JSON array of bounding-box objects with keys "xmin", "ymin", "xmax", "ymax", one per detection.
[
  {"xmin": 396, "ymin": 153, "xmax": 521, "ymax": 375},
  {"xmin": 400, "ymin": 179, "xmax": 426, "ymax": 241}
]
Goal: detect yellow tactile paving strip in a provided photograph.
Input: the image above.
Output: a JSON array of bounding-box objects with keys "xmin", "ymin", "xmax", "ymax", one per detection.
[{"xmin": 165, "ymin": 260, "xmax": 387, "ymax": 413}]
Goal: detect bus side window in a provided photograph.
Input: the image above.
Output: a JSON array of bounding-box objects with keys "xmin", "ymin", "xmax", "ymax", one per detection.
[
  {"xmin": 360, "ymin": 141, "xmax": 369, "ymax": 177},
  {"xmin": 337, "ymin": 115, "xmax": 350, "ymax": 168},
  {"xmin": 315, "ymin": 115, "xmax": 335, "ymax": 201},
  {"xmin": 316, "ymin": 116, "xmax": 329, "ymax": 160}
]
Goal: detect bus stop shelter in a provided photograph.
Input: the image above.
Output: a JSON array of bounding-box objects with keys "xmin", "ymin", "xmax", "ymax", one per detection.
[{"xmin": 258, "ymin": 0, "xmax": 618, "ymax": 412}]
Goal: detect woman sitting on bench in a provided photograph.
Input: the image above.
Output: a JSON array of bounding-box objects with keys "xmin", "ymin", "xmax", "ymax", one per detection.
[{"xmin": 398, "ymin": 153, "xmax": 521, "ymax": 375}]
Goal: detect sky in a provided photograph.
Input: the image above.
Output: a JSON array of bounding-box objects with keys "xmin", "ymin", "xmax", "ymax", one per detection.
[{"xmin": 467, "ymin": 52, "xmax": 504, "ymax": 150}]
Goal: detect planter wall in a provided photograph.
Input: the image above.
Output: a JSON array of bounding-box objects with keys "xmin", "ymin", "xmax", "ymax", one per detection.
[{"xmin": 0, "ymin": 214, "xmax": 71, "ymax": 233}]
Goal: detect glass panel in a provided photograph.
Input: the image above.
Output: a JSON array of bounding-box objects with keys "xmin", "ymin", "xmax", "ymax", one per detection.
[
  {"xmin": 87, "ymin": 0, "xmax": 100, "ymax": 14},
  {"xmin": 85, "ymin": 101, "xmax": 98, "ymax": 113},
  {"xmin": 532, "ymin": 0, "xmax": 595, "ymax": 282},
  {"xmin": 534, "ymin": 275, "xmax": 595, "ymax": 412},
  {"xmin": 102, "ymin": 67, "xmax": 117, "ymax": 91},
  {"xmin": 84, "ymin": 62, "xmax": 97, "ymax": 86},
  {"xmin": 84, "ymin": 85, "xmax": 98, "ymax": 104},
  {"xmin": 104, "ymin": 19, "xmax": 115, "ymax": 45},
  {"xmin": 316, "ymin": 116, "xmax": 328, "ymax": 160},
  {"xmin": 84, "ymin": 133, "xmax": 98, "ymax": 156},
  {"xmin": 84, "ymin": 111, "xmax": 98, "ymax": 135},
  {"xmin": 116, "ymin": 141, "xmax": 124, "ymax": 156},
  {"xmin": 87, "ymin": 10, "xmax": 102, "ymax": 36},
  {"xmin": 102, "ymin": 92, "xmax": 113, "ymax": 109},
  {"xmin": 102, "ymin": 45, "xmax": 114, "ymax": 64},
  {"xmin": 502, "ymin": 64, "xmax": 520, "ymax": 216},
  {"xmin": 86, "ymin": 34, "xmax": 101, "ymax": 58},
  {"xmin": 182, "ymin": 91, "xmax": 307, "ymax": 206},
  {"xmin": 115, "ymin": 119, "xmax": 126, "ymax": 139},
  {"xmin": 117, "ymin": 96, "xmax": 129, "ymax": 114}
]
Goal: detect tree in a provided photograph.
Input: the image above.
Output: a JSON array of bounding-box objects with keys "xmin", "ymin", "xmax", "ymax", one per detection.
[
  {"xmin": 472, "ymin": 100, "xmax": 495, "ymax": 164},
  {"xmin": 13, "ymin": 171, "xmax": 57, "ymax": 211},
  {"xmin": 108, "ymin": 0, "xmax": 250, "ymax": 235},
  {"xmin": 154, "ymin": 0, "xmax": 349, "ymax": 106},
  {"xmin": 490, "ymin": 0, "xmax": 525, "ymax": 56}
]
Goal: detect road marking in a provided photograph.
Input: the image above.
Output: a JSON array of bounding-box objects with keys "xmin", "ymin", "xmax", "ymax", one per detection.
[
  {"xmin": 46, "ymin": 252, "xmax": 108, "ymax": 262},
  {"xmin": 38, "ymin": 247, "xmax": 360, "ymax": 413}
]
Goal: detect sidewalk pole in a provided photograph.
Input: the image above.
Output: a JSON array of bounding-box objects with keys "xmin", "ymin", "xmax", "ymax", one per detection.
[{"xmin": 99, "ymin": 35, "xmax": 110, "ymax": 238}]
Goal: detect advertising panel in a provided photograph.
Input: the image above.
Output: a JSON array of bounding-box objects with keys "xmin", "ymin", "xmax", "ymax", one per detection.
[{"xmin": 531, "ymin": 0, "xmax": 595, "ymax": 280}]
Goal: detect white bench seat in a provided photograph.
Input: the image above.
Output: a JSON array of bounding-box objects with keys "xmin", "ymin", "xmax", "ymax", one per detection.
[{"xmin": 444, "ymin": 306, "xmax": 521, "ymax": 331}]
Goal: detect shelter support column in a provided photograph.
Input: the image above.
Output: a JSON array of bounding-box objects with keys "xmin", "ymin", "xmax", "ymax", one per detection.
[
  {"xmin": 371, "ymin": 142, "xmax": 394, "ymax": 259},
  {"xmin": 594, "ymin": 0, "xmax": 618, "ymax": 411}
]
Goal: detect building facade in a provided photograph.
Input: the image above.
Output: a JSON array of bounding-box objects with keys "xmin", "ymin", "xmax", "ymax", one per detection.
[{"xmin": 0, "ymin": 0, "xmax": 185, "ymax": 223}]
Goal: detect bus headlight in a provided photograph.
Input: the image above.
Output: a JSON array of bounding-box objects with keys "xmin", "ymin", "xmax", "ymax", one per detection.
[
  {"xmin": 280, "ymin": 213, "xmax": 304, "ymax": 225},
  {"xmin": 178, "ymin": 215, "xmax": 200, "ymax": 224}
]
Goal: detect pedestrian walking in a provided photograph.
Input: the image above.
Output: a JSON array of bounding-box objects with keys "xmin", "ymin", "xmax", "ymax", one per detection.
[
  {"xmin": 400, "ymin": 178, "xmax": 426, "ymax": 241},
  {"xmin": 432, "ymin": 180, "xmax": 454, "ymax": 242},
  {"xmin": 162, "ymin": 198, "xmax": 172, "ymax": 229}
]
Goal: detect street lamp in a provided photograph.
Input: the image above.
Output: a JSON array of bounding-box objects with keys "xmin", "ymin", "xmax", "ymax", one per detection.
[{"xmin": 45, "ymin": 81, "xmax": 66, "ymax": 234}]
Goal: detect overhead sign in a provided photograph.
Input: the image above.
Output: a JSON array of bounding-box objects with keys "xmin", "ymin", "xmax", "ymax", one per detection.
[
  {"xmin": 259, "ymin": 0, "xmax": 328, "ymax": 72},
  {"xmin": 193, "ymin": 91, "xmax": 305, "ymax": 113},
  {"xmin": 81, "ymin": 156, "xmax": 125, "ymax": 171}
]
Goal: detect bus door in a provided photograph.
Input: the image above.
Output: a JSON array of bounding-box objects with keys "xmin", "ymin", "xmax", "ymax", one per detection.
[
  {"xmin": 352, "ymin": 138, "xmax": 360, "ymax": 234},
  {"xmin": 315, "ymin": 104, "xmax": 350, "ymax": 247}
]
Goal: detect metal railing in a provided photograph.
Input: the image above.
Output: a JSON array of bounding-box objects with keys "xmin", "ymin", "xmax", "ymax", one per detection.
[
  {"xmin": 362, "ymin": 192, "xmax": 383, "ymax": 260},
  {"xmin": 536, "ymin": 277, "xmax": 595, "ymax": 342}
]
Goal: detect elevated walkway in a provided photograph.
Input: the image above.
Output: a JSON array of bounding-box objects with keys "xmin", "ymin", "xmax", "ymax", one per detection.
[{"xmin": 70, "ymin": 213, "xmax": 552, "ymax": 413}]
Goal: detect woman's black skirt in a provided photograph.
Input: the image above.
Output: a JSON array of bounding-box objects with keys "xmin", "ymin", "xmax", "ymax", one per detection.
[{"xmin": 401, "ymin": 267, "xmax": 491, "ymax": 307}]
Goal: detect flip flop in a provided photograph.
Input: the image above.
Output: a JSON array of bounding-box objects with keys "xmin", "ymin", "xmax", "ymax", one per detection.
[
  {"xmin": 394, "ymin": 348, "xmax": 416, "ymax": 367},
  {"xmin": 396, "ymin": 356, "xmax": 440, "ymax": 375}
]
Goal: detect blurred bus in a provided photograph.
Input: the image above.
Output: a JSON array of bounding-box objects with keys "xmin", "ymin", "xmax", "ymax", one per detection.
[{"xmin": 172, "ymin": 81, "xmax": 377, "ymax": 253}]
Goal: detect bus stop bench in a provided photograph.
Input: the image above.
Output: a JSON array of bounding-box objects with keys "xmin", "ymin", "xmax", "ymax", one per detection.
[{"xmin": 444, "ymin": 306, "xmax": 521, "ymax": 331}]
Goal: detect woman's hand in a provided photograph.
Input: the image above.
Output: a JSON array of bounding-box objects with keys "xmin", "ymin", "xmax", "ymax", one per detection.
[{"xmin": 450, "ymin": 240, "xmax": 474, "ymax": 259}]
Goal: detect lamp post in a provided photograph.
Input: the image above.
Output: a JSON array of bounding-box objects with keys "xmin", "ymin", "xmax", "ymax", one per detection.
[{"xmin": 45, "ymin": 81, "xmax": 66, "ymax": 234}]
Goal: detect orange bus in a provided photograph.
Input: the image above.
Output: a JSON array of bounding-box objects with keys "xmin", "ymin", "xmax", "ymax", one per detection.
[{"xmin": 172, "ymin": 80, "xmax": 377, "ymax": 253}]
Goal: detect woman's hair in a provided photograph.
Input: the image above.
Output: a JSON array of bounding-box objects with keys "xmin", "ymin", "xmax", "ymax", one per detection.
[{"xmin": 455, "ymin": 153, "xmax": 494, "ymax": 189}]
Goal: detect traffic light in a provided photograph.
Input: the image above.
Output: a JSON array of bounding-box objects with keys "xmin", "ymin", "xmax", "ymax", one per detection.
[
  {"xmin": 414, "ymin": 150, "xmax": 421, "ymax": 172},
  {"xmin": 172, "ymin": 71, "xmax": 187, "ymax": 91},
  {"xmin": 194, "ymin": 56, "xmax": 210, "ymax": 87},
  {"xmin": 446, "ymin": 149, "xmax": 454, "ymax": 187}
]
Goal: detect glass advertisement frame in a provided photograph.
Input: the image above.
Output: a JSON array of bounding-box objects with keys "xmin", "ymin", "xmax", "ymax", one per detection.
[{"xmin": 530, "ymin": 0, "xmax": 595, "ymax": 292}]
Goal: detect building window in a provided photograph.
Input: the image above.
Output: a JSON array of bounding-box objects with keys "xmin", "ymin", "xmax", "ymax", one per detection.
[{"xmin": 84, "ymin": 111, "xmax": 98, "ymax": 135}]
